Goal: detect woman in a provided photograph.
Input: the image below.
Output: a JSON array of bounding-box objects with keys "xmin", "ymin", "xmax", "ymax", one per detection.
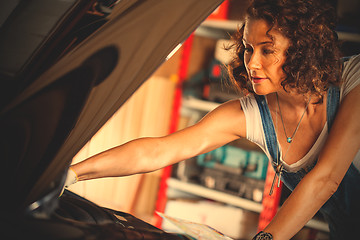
[{"xmin": 66, "ymin": 0, "xmax": 360, "ymax": 239}]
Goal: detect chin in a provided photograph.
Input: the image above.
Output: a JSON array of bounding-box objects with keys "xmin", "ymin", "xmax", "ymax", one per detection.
[{"xmin": 252, "ymin": 86, "xmax": 271, "ymax": 96}]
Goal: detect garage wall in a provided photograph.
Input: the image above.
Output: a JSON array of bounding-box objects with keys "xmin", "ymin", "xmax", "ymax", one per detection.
[{"xmin": 68, "ymin": 55, "xmax": 179, "ymax": 223}]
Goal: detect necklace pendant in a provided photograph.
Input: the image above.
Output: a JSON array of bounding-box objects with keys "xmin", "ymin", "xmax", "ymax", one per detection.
[{"xmin": 287, "ymin": 137, "xmax": 292, "ymax": 143}]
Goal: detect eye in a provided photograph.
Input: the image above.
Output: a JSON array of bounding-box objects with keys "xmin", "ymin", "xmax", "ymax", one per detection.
[{"xmin": 263, "ymin": 48, "xmax": 274, "ymax": 54}]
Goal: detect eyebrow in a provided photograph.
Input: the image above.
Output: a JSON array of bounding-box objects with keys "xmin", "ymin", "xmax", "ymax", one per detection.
[{"xmin": 242, "ymin": 39, "xmax": 273, "ymax": 46}]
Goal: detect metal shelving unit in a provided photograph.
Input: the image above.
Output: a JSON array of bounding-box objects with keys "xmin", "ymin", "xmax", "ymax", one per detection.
[
  {"xmin": 182, "ymin": 95, "xmax": 220, "ymax": 112},
  {"xmin": 167, "ymin": 178, "xmax": 329, "ymax": 233},
  {"xmin": 167, "ymin": 178, "xmax": 262, "ymax": 213},
  {"xmin": 171, "ymin": 96, "xmax": 330, "ymax": 233}
]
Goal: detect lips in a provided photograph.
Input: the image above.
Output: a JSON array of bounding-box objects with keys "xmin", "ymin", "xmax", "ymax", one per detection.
[{"xmin": 251, "ymin": 76, "xmax": 267, "ymax": 83}]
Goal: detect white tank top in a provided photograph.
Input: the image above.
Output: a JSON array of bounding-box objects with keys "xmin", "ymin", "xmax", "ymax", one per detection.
[{"xmin": 239, "ymin": 54, "xmax": 360, "ymax": 173}]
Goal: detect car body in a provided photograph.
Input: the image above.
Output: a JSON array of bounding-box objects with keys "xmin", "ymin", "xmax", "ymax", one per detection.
[{"xmin": 0, "ymin": 0, "xmax": 223, "ymax": 238}]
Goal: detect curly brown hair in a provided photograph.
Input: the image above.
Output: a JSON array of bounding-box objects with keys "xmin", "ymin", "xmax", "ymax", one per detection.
[{"xmin": 227, "ymin": 0, "xmax": 342, "ymax": 96}]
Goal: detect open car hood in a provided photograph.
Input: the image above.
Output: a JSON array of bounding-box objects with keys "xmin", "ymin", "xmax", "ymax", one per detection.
[{"xmin": 0, "ymin": 0, "xmax": 223, "ymax": 215}]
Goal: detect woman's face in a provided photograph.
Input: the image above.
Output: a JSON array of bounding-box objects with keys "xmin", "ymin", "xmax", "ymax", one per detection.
[{"xmin": 243, "ymin": 18, "xmax": 290, "ymax": 95}]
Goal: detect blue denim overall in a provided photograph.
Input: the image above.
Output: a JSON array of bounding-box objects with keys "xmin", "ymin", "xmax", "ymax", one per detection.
[{"xmin": 255, "ymin": 86, "xmax": 360, "ymax": 239}]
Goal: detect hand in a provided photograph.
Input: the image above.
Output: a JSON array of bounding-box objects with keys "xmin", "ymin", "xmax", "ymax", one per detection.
[
  {"xmin": 59, "ymin": 167, "xmax": 78, "ymax": 197},
  {"xmin": 64, "ymin": 167, "xmax": 78, "ymax": 188}
]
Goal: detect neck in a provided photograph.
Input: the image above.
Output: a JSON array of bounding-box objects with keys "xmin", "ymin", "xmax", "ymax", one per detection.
[
  {"xmin": 275, "ymin": 90, "xmax": 311, "ymax": 105},
  {"xmin": 271, "ymin": 89, "xmax": 322, "ymax": 110},
  {"xmin": 266, "ymin": 91, "xmax": 322, "ymax": 120}
]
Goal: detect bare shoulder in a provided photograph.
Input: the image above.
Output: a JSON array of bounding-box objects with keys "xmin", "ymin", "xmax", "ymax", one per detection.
[
  {"xmin": 339, "ymin": 82, "xmax": 360, "ymax": 111},
  {"xmin": 157, "ymin": 99, "xmax": 246, "ymax": 162},
  {"xmin": 197, "ymin": 99, "xmax": 246, "ymax": 138},
  {"xmin": 208, "ymin": 99, "xmax": 244, "ymax": 120}
]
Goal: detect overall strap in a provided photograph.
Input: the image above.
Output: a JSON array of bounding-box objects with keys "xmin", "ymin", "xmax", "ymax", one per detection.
[
  {"xmin": 326, "ymin": 85, "xmax": 340, "ymax": 131},
  {"xmin": 255, "ymin": 86, "xmax": 340, "ymax": 163},
  {"xmin": 326, "ymin": 56, "xmax": 351, "ymax": 130},
  {"xmin": 254, "ymin": 95, "xmax": 278, "ymax": 162}
]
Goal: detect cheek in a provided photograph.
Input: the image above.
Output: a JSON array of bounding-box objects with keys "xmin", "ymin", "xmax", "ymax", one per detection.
[
  {"xmin": 264, "ymin": 54, "xmax": 280, "ymax": 67},
  {"xmin": 271, "ymin": 66, "xmax": 286, "ymax": 87},
  {"xmin": 276, "ymin": 59, "xmax": 287, "ymax": 78},
  {"xmin": 268, "ymin": 55, "xmax": 285, "ymax": 76},
  {"xmin": 275, "ymin": 64, "xmax": 284, "ymax": 75}
]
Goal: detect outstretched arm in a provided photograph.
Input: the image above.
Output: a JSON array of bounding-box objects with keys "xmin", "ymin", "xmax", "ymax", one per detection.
[
  {"xmin": 263, "ymin": 84, "xmax": 360, "ymax": 240},
  {"xmin": 69, "ymin": 99, "xmax": 246, "ymax": 182}
]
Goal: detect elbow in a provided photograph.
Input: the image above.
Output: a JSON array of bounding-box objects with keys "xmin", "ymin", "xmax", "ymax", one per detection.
[
  {"xmin": 325, "ymin": 176, "xmax": 340, "ymax": 197},
  {"xmin": 314, "ymin": 173, "xmax": 341, "ymax": 201}
]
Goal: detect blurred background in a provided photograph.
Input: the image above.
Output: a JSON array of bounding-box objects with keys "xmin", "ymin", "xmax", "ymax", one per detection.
[{"xmin": 68, "ymin": 1, "xmax": 360, "ymax": 239}]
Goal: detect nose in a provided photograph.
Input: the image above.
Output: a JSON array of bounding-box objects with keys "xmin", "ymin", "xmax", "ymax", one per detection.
[{"xmin": 246, "ymin": 51, "xmax": 261, "ymax": 70}]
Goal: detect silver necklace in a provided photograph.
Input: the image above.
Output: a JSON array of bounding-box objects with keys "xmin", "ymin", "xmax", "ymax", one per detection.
[
  {"xmin": 276, "ymin": 93, "xmax": 312, "ymax": 143},
  {"xmin": 269, "ymin": 93, "xmax": 312, "ymax": 196}
]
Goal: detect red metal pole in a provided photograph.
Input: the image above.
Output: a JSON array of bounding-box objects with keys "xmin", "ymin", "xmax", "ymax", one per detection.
[{"xmin": 258, "ymin": 164, "xmax": 283, "ymax": 231}]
